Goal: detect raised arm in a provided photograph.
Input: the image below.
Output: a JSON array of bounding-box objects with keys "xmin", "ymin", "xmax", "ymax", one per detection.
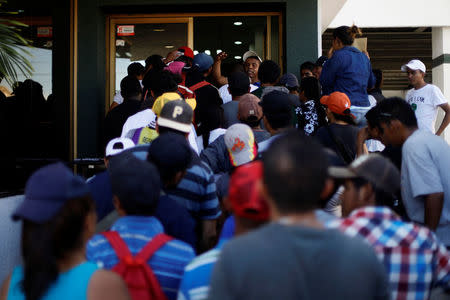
[{"xmin": 212, "ymin": 52, "xmax": 228, "ymax": 87}]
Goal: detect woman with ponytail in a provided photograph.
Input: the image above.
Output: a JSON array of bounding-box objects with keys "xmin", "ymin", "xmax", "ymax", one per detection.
[
  {"xmin": 0, "ymin": 163, "xmax": 130, "ymax": 300},
  {"xmin": 320, "ymin": 25, "xmax": 376, "ymax": 126}
]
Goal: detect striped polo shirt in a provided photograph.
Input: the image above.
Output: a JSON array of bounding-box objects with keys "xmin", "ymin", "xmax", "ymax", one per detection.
[
  {"xmin": 167, "ymin": 154, "xmax": 221, "ymax": 221},
  {"xmin": 177, "ymin": 239, "xmax": 228, "ymax": 300},
  {"xmin": 86, "ymin": 216, "xmax": 195, "ymax": 300}
]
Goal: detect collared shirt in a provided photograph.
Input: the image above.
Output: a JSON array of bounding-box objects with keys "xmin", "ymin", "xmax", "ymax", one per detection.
[
  {"xmin": 327, "ymin": 206, "xmax": 450, "ymax": 300},
  {"xmin": 86, "ymin": 216, "xmax": 195, "ymax": 300},
  {"xmin": 177, "ymin": 239, "xmax": 228, "ymax": 300}
]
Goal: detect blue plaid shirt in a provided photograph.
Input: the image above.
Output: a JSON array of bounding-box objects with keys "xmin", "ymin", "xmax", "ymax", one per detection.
[
  {"xmin": 86, "ymin": 216, "xmax": 195, "ymax": 300},
  {"xmin": 327, "ymin": 206, "xmax": 450, "ymax": 300}
]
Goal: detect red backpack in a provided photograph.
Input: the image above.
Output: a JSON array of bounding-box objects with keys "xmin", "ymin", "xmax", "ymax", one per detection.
[{"xmin": 101, "ymin": 231, "xmax": 173, "ymax": 300}]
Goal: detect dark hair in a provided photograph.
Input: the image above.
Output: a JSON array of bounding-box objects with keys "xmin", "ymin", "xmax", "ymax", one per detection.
[
  {"xmin": 300, "ymin": 61, "xmax": 315, "ymax": 72},
  {"xmin": 333, "ymin": 25, "xmax": 362, "ymax": 46},
  {"xmin": 127, "ymin": 62, "xmax": 145, "ymax": 77},
  {"xmin": 241, "ymin": 116, "xmax": 262, "ymax": 128},
  {"xmin": 332, "ymin": 112, "xmax": 356, "ymax": 126},
  {"xmin": 376, "ymin": 97, "xmax": 418, "ymax": 128},
  {"xmin": 145, "ymin": 54, "xmax": 165, "ymax": 71},
  {"xmin": 145, "ymin": 70, "xmax": 178, "ymax": 99},
  {"xmin": 21, "ymin": 195, "xmax": 94, "ymax": 300},
  {"xmin": 365, "ymin": 105, "xmax": 382, "ymax": 131},
  {"xmin": 350, "ymin": 177, "xmax": 396, "ymax": 208},
  {"xmin": 372, "ymin": 69, "xmax": 383, "ymax": 89},
  {"xmin": 228, "ymin": 71, "xmax": 250, "ymax": 97},
  {"xmin": 265, "ymin": 112, "xmax": 292, "ymax": 130},
  {"xmin": 263, "ymin": 131, "xmax": 328, "ymax": 213},
  {"xmin": 258, "ymin": 60, "xmax": 281, "ymax": 84},
  {"xmin": 157, "ymin": 126, "xmax": 187, "ymax": 136},
  {"xmin": 120, "ymin": 75, "xmax": 142, "ymax": 99},
  {"xmin": 198, "ymin": 105, "xmax": 225, "ymax": 149}
]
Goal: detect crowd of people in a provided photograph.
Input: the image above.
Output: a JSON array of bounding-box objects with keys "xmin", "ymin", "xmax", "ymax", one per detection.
[{"xmin": 1, "ymin": 24, "xmax": 450, "ymax": 300}]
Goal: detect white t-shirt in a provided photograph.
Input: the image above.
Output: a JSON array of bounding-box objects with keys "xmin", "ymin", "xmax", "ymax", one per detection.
[
  {"xmin": 219, "ymin": 83, "xmax": 259, "ymax": 104},
  {"xmin": 405, "ymin": 84, "xmax": 447, "ymax": 134},
  {"xmin": 196, "ymin": 128, "xmax": 226, "ymax": 152},
  {"xmin": 121, "ymin": 109, "xmax": 199, "ymax": 154}
]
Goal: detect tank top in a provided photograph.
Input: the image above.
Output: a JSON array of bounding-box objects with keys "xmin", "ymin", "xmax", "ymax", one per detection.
[{"xmin": 7, "ymin": 262, "xmax": 98, "ymax": 300}]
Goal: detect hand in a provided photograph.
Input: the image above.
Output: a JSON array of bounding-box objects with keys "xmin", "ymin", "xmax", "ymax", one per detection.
[
  {"xmin": 362, "ymin": 50, "xmax": 370, "ymax": 60},
  {"xmin": 164, "ymin": 50, "xmax": 180, "ymax": 63},
  {"xmin": 214, "ymin": 51, "xmax": 228, "ymax": 63}
]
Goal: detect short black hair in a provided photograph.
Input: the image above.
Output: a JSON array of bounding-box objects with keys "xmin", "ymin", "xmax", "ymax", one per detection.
[
  {"xmin": 228, "ymin": 71, "xmax": 250, "ymax": 97},
  {"xmin": 376, "ymin": 97, "xmax": 418, "ymax": 129},
  {"xmin": 263, "ymin": 130, "xmax": 328, "ymax": 214},
  {"xmin": 332, "ymin": 112, "xmax": 356, "ymax": 126},
  {"xmin": 300, "ymin": 77, "xmax": 321, "ymax": 101},
  {"xmin": 145, "ymin": 54, "xmax": 165, "ymax": 71},
  {"xmin": 120, "ymin": 75, "xmax": 142, "ymax": 99},
  {"xmin": 127, "ymin": 62, "xmax": 145, "ymax": 77},
  {"xmin": 300, "ymin": 61, "xmax": 315, "ymax": 72},
  {"xmin": 365, "ymin": 106, "xmax": 382, "ymax": 131},
  {"xmin": 258, "ymin": 60, "xmax": 281, "ymax": 84},
  {"xmin": 372, "ymin": 69, "xmax": 383, "ymax": 89},
  {"xmin": 146, "ymin": 70, "xmax": 179, "ymax": 98}
]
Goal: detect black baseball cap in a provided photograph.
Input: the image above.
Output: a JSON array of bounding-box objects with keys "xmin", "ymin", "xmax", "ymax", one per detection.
[
  {"xmin": 328, "ymin": 154, "xmax": 400, "ymax": 194},
  {"xmin": 259, "ymin": 90, "xmax": 292, "ymax": 118},
  {"xmin": 147, "ymin": 132, "xmax": 192, "ymax": 173},
  {"xmin": 157, "ymin": 100, "xmax": 193, "ymax": 133}
]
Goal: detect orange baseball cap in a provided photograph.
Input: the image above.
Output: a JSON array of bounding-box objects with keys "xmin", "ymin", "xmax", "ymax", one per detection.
[{"xmin": 320, "ymin": 92, "xmax": 355, "ymax": 118}]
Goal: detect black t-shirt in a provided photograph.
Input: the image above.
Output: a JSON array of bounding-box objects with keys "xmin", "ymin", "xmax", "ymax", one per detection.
[
  {"xmin": 103, "ymin": 99, "xmax": 141, "ymax": 148},
  {"xmin": 315, "ymin": 123, "xmax": 359, "ymax": 163}
]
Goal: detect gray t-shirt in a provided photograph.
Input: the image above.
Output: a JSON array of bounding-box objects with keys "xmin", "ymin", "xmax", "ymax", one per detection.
[
  {"xmin": 222, "ymin": 101, "xmax": 239, "ymax": 128},
  {"xmin": 401, "ymin": 129, "xmax": 450, "ymax": 245},
  {"xmin": 208, "ymin": 222, "xmax": 389, "ymax": 300}
]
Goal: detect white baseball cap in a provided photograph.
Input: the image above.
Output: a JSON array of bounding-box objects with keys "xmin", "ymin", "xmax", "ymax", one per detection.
[
  {"xmin": 401, "ymin": 59, "xmax": 426, "ymax": 73},
  {"xmin": 243, "ymin": 50, "xmax": 262, "ymax": 63},
  {"xmin": 105, "ymin": 137, "xmax": 135, "ymax": 157}
]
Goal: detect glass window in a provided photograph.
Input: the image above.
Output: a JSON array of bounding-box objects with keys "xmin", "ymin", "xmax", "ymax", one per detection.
[{"xmin": 114, "ymin": 22, "xmax": 188, "ymax": 93}]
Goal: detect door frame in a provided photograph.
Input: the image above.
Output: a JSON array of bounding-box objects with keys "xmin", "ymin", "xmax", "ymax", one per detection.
[
  {"xmin": 105, "ymin": 12, "xmax": 283, "ymax": 112},
  {"xmin": 106, "ymin": 16, "xmax": 193, "ymax": 111}
]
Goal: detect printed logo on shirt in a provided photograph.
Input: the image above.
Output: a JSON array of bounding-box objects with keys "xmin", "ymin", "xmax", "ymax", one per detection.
[
  {"xmin": 411, "ymin": 103, "xmax": 417, "ymax": 111},
  {"xmin": 408, "ymin": 96, "xmax": 425, "ymax": 104}
]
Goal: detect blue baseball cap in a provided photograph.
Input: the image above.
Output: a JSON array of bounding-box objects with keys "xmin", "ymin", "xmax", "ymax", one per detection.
[
  {"xmin": 12, "ymin": 162, "xmax": 90, "ymax": 223},
  {"xmin": 193, "ymin": 53, "xmax": 214, "ymax": 72}
]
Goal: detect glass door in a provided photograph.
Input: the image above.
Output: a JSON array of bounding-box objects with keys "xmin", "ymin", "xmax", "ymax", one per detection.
[{"xmin": 106, "ymin": 16, "xmax": 193, "ymax": 108}]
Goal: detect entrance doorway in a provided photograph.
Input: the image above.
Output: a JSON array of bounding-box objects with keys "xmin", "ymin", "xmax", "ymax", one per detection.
[{"xmin": 106, "ymin": 12, "xmax": 282, "ymax": 109}]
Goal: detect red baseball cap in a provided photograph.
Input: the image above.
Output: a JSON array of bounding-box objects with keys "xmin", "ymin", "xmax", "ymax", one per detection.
[
  {"xmin": 228, "ymin": 161, "xmax": 270, "ymax": 222},
  {"xmin": 320, "ymin": 91, "xmax": 355, "ymax": 118},
  {"xmin": 178, "ymin": 46, "xmax": 194, "ymax": 59}
]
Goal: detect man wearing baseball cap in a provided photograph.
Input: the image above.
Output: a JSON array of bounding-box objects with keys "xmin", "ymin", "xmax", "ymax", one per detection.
[
  {"xmin": 327, "ymin": 154, "xmax": 450, "ymax": 299},
  {"xmin": 178, "ymin": 161, "xmax": 269, "ymax": 300},
  {"xmin": 401, "ymin": 59, "xmax": 450, "ymax": 135},
  {"xmin": 316, "ymin": 91, "xmax": 362, "ymax": 164}
]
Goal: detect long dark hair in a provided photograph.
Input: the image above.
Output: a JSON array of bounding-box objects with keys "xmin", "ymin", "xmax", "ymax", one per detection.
[
  {"xmin": 21, "ymin": 195, "xmax": 95, "ymax": 300},
  {"xmin": 198, "ymin": 104, "xmax": 225, "ymax": 149},
  {"xmin": 299, "ymin": 77, "xmax": 327, "ymax": 128}
]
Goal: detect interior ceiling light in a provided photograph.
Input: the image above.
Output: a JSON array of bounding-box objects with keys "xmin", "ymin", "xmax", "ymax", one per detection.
[
  {"xmin": 125, "ymin": 52, "xmax": 132, "ymax": 57},
  {"xmin": 216, "ymin": 49, "xmax": 222, "ymax": 54},
  {"xmin": 165, "ymin": 45, "xmax": 174, "ymax": 49},
  {"xmin": 153, "ymin": 28, "xmax": 165, "ymax": 32},
  {"xmin": 234, "ymin": 56, "xmax": 242, "ymax": 59},
  {"xmin": 193, "ymin": 50, "xmax": 199, "ymax": 55},
  {"xmin": 234, "ymin": 41, "xmax": 242, "ymax": 45},
  {"xmin": 204, "ymin": 50, "xmax": 211, "ymax": 55},
  {"xmin": 234, "ymin": 21, "xmax": 243, "ymax": 26}
]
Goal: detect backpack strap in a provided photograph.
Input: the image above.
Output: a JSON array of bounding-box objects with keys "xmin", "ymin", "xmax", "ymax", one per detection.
[
  {"xmin": 189, "ymin": 80, "xmax": 210, "ymax": 92},
  {"xmin": 135, "ymin": 234, "xmax": 173, "ymax": 262},
  {"xmin": 102, "ymin": 231, "xmax": 133, "ymax": 259}
]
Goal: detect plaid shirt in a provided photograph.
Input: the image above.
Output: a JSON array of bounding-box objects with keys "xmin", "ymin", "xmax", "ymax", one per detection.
[{"xmin": 327, "ymin": 206, "xmax": 450, "ymax": 300}]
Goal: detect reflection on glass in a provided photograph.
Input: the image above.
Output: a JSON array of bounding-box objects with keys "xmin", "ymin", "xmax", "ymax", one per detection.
[
  {"xmin": 4, "ymin": 23, "xmax": 53, "ymax": 98},
  {"xmin": 115, "ymin": 23, "xmax": 187, "ymax": 92}
]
